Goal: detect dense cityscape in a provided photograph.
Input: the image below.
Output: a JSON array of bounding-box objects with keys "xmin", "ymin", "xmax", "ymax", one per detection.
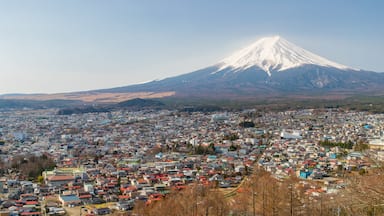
[{"xmin": 0, "ymin": 107, "xmax": 383, "ymax": 215}]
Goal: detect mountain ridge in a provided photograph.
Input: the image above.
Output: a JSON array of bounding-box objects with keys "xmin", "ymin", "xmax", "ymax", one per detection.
[
  {"xmin": 1, "ymin": 36, "xmax": 384, "ymax": 102},
  {"xmin": 216, "ymin": 36, "xmax": 355, "ymax": 76},
  {"xmin": 94, "ymin": 36, "xmax": 382, "ymax": 99}
]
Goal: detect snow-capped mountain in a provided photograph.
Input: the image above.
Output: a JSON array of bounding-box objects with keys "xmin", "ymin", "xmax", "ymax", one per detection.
[
  {"xmin": 97, "ymin": 36, "xmax": 384, "ymax": 99},
  {"xmin": 217, "ymin": 36, "xmax": 353, "ymax": 76}
]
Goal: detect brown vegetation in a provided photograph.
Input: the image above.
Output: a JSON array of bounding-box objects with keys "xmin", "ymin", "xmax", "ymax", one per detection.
[
  {"xmin": 233, "ymin": 166, "xmax": 384, "ymax": 216},
  {"xmin": 0, "ymin": 91, "xmax": 175, "ymax": 103},
  {"xmin": 10, "ymin": 154, "xmax": 56, "ymax": 180},
  {"xmin": 339, "ymin": 165, "xmax": 384, "ymax": 215},
  {"xmin": 133, "ymin": 184, "xmax": 229, "ymax": 216},
  {"xmin": 133, "ymin": 165, "xmax": 384, "ymax": 216}
]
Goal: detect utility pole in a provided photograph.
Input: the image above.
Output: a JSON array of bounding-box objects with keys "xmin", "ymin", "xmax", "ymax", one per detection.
[
  {"xmin": 290, "ymin": 184, "xmax": 293, "ymax": 216},
  {"xmin": 194, "ymin": 185, "xmax": 198, "ymax": 216},
  {"xmin": 373, "ymin": 204, "xmax": 375, "ymax": 216},
  {"xmin": 320, "ymin": 193, "xmax": 323, "ymax": 216},
  {"xmin": 253, "ymin": 190, "xmax": 256, "ymax": 216},
  {"xmin": 262, "ymin": 185, "xmax": 266, "ymax": 216},
  {"xmin": 251, "ymin": 180, "xmax": 256, "ymax": 216}
]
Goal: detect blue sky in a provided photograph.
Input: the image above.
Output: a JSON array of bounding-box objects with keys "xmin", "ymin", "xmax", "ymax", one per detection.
[{"xmin": 0, "ymin": 0, "xmax": 383, "ymax": 93}]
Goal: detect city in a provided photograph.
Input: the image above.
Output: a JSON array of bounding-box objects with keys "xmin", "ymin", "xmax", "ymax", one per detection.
[{"xmin": 0, "ymin": 107, "xmax": 383, "ymax": 215}]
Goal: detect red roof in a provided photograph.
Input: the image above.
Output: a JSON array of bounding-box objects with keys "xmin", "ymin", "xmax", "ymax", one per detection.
[
  {"xmin": 160, "ymin": 176, "xmax": 169, "ymax": 181},
  {"xmin": 118, "ymin": 195, "xmax": 131, "ymax": 199},
  {"xmin": 137, "ymin": 179, "xmax": 147, "ymax": 184},
  {"xmin": 48, "ymin": 175, "xmax": 75, "ymax": 181},
  {"xmin": 120, "ymin": 186, "xmax": 137, "ymax": 192},
  {"xmin": 79, "ymin": 194, "xmax": 92, "ymax": 199}
]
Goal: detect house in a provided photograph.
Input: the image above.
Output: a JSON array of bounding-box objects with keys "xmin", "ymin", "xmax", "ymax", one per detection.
[
  {"xmin": 368, "ymin": 138, "xmax": 384, "ymax": 150},
  {"xmin": 377, "ymin": 151, "xmax": 384, "ymax": 161},
  {"xmin": 77, "ymin": 190, "xmax": 93, "ymax": 204},
  {"xmin": 116, "ymin": 200, "xmax": 134, "ymax": 211},
  {"xmin": 154, "ymin": 184, "xmax": 167, "ymax": 192},
  {"xmin": 46, "ymin": 176, "xmax": 75, "ymax": 188},
  {"xmin": 59, "ymin": 195, "xmax": 81, "ymax": 207},
  {"xmin": 299, "ymin": 170, "xmax": 312, "ymax": 179},
  {"xmin": 93, "ymin": 207, "xmax": 111, "ymax": 215},
  {"xmin": 206, "ymin": 155, "xmax": 217, "ymax": 162}
]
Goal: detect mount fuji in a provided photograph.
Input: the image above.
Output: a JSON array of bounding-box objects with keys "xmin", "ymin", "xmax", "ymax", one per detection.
[
  {"xmin": 217, "ymin": 36, "xmax": 353, "ymax": 76},
  {"xmin": 97, "ymin": 36, "xmax": 384, "ymax": 99}
]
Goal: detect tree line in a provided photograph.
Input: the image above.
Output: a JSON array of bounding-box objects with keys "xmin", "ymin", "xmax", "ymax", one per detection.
[{"xmin": 129, "ymin": 164, "xmax": 384, "ymax": 216}]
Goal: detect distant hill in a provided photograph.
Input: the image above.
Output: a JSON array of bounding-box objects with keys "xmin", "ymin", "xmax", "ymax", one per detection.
[
  {"xmin": 0, "ymin": 99, "xmax": 83, "ymax": 109},
  {"xmin": 57, "ymin": 98, "xmax": 166, "ymax": 115},
  {"xmin": 117, "ymin": 98, "xmax": 165, "ymax": 108}
]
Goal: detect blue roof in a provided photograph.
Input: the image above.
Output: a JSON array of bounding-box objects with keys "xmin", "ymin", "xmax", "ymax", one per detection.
[{"xmin": 60, "ymin": 195, "xmax": 80, "ymax": 202}]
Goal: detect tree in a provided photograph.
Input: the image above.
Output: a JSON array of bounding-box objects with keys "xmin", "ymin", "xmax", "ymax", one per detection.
[
  {"xmin": 209, "ymin": 143, "xmax": 216, "ymax": 154},
  {"xmin": 10, "ymin": 154, "xmax": 56, "ymax": 181},
  {"xmin": 354, "ymin": 141, "xmax": 369, "ymax": 152},
  {"xmin": 229, "ymin": 144, "xmax": 239, "ymax": 151},
  {"xmin": 37, "ymin": 175, "xmax": 44, "ymax": 184},
  {"xmin": 134, "ymin": 184, "xmax": 230, "ymax": 216}
]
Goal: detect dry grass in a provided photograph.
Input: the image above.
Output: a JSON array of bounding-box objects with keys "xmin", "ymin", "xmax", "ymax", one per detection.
[{"xmin": 0, "ymin": 91, "xmax": 175, "ymax": 103}]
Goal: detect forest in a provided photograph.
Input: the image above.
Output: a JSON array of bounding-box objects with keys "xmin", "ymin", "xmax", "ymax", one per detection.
[{"xmin": 131, "ymin": 166, "xmax": 384, "ymax": 216}]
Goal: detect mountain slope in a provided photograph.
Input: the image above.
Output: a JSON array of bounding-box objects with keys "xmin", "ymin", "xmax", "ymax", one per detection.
[
  {"xmin": 2, "ymin": 36, "xmax": 383, "ymax": 103},
  {"xmin": 97, "ymin": 36, "xmax": 384, "ymax": 99},
  {"xmin": 217, "ymin": 36, "xmax": 353, "ymax": 75}
]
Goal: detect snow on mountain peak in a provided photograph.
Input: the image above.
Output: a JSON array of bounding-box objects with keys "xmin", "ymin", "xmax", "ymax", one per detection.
[{"xmin": 217, "ymin": 36, "xmax": 353, "ymax": 76}]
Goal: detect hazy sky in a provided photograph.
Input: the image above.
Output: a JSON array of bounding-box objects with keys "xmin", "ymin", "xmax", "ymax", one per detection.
[{"xmin": 0, "ymin": 0, "xmax": 383, "ymax": 94}]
